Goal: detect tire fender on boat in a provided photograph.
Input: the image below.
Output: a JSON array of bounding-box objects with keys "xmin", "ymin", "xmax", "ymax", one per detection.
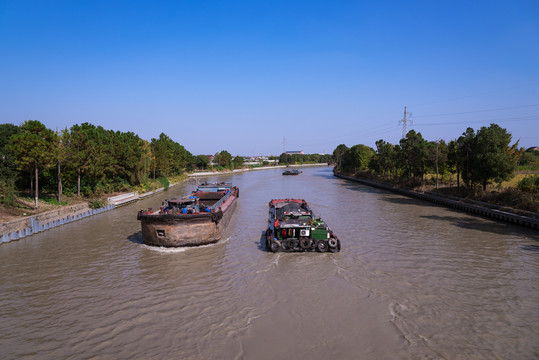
[
  {"xmin": 299, "ymin": 237, "xmax": 311, "ymax": 249},
  {"xmin": 270, "ymin": 240, "xmax": 282, "ymax": 252},
  {"xmin": 211, "ymin": 209, "xmax": 223, "ymax": 223},
  {"xmin": 265, "ymin": 229, "xmax": 273, "ymax": 249},
  {"xmin": 317, "ymin": 240, "xmax": 328, "ymax": 252},
  {"xmin": 287, "ymin": 238, "xmax": 298, "ymax": 250}
]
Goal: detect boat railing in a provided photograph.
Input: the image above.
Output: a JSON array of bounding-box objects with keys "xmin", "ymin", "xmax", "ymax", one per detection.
[{"xmin": 211, "ymin": 189, "xmax": 233, "ymax": 211}]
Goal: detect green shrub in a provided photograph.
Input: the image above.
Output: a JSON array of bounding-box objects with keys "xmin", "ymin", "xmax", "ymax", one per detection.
[
  {"xmin": 518, "ymin": 152, "xmax": 539, "ymax": 171},
  {"xmin": 517, "ymin": 175, "xmax": 539, "ymax": 194},
  {"xmin": 81, "ymin": 185, "xmax": 93, "ymax": 198},
  {"xmin": 89, "ymin": 199, "xmax": 106, "ymax": 209},
  {"xmin": 0, "ymin": 181, "xmax": 16, "ymax": 207},
  {"xmin": 42, "ymin": 197, "xmax": 67, "ymax": 206},
  {"xmin": 158, "ymin": 177, "xmax": 169, "ymax": 190},
  {"xmin": 63, "ymin": 187, "xmax": 74, "ymax": 197}
]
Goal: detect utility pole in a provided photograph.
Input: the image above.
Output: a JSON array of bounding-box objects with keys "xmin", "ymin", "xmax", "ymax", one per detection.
[
  {"xmin": 435, "ymin": 139, "xmax": 440, "ymax": 189},
  {"xmin": 399, "ymin": 106, "xmax": 412, "ymax": 139}
]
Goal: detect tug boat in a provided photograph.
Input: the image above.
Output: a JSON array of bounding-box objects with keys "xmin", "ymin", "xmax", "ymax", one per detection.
[
  {"xmin": 282, "ymin": 169, "xmax": 302, "ymax": 175},
  {"xmin": 137, "ymin": 182, "xmax": 239, "ymax": 247},
  {"xmin": 266, "ymin": 199, "xmax": 340, "ymax": 252}
]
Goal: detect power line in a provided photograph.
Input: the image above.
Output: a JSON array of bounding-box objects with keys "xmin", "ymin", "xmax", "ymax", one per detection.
[
  {"xmin": 414, "ymin": 82, "xmax": 539, "ymax": 108},
  {"xmin": 413, "ymin": 103, "xmax": 539, "ymax": 118},
  {"xmin": 288, "ymin": 123, "xmax": 399, "ymax": 147},
  {"xmin": 414, "ymin": 115, "xmax": 538, "ymax": 126},
  {"xmin": 284, "ymin": 107, "xmax": 538, "ymax": 150}
]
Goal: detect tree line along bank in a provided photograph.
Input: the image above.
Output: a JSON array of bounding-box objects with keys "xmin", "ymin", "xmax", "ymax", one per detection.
[
  {"xmin": 0, "ymin": 121, "xmax": 331, "ymax": 209},
  {"xmin": 332, "ymin": 124, "xmax": 538, "ymax": 211}
]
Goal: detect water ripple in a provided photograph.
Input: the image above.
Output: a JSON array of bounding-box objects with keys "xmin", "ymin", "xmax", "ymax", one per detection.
[{"xmin": 1, "ymin": 168, "xmax": 537, "ymax": 359}]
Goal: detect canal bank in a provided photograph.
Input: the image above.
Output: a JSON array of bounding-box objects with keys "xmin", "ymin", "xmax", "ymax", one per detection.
[
  {"xmin": 0, "ymin": 181, "xmax": 184, "ymax": 245},
  {"xmin": 0, "ymin": 203, "xmax": 115, "ymax": 244},
  {"xmin": 334, "ymin": 173, "xmax": 539, "ymax": 230}
]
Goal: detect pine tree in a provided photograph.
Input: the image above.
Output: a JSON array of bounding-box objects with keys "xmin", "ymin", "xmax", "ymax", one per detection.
[{"xmin": 8, "ymin": 120, "xmax": 54, "ymax": 208}]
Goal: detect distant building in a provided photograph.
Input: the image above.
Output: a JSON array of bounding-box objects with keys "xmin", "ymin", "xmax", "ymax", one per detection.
[{"xmin": 285, "ymin": 150, "xmax": 304, "ymax": 155}]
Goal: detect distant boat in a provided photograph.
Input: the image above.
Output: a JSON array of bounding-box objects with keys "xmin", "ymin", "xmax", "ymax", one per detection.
[
  {"xmin": 265, "ymin": 199, "xmax": 341, "ymax": 252},
  {"xmin": 137, "ymin": 182, "xmax": 239, "ymax": 247},
  {"xmin": 282, "ymin": 169, "xmax": 302, "ymax": 175}
]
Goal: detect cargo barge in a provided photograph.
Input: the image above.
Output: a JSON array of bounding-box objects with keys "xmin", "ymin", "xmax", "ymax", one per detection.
[
  {"xmin": 137, "ymin": 182, "xmax": 239, "ymax": 247},
  {"xmin": 282, "ymin": 169, "xmax": 301, "ymax": 175}
]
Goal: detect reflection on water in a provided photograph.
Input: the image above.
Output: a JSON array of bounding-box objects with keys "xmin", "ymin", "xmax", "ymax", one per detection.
[{"xmin": 0, "ymin": 167, "xmax": 537, "ymax": 359}]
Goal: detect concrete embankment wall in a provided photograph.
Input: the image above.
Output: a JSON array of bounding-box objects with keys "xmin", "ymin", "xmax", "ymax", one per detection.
[
  {"xmin": 0, "ymin": 182, "xmax": 183, "ymax": 245},
  {"xmin": 0, "ymin": 203, "xmax": 115, "ymax": 245},
  {"xmin": 334, "ymin": 173, "xmax": 539, "ymax": 230}
]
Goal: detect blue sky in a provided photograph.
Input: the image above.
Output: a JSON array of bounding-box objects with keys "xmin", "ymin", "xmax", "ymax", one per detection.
[{"xmin": 1, "ymin": 0, "xmax": 538, "ymax": 156}]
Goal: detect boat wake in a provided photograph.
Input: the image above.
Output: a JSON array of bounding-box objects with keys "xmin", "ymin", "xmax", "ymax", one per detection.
[
  {"xmin": 255, "ymin": 253, "xmax": 281, "ymax": 274},
  {"xmin": 141, "ymin": 237, "xmax": 231, "ymax": 253}
]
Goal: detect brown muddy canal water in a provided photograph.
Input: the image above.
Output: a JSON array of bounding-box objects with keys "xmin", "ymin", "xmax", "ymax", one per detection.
[{"xmin": 1, "ymin": 167, "xmax": 538, "ymax": 359}]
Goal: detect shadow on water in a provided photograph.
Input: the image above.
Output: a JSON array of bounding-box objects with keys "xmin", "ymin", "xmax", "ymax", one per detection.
[
  {"xmin": 127, "ymin": 231, "xmax": 144, "ymax": 244},
  {"xmin": 522, "ymin": 244, "xmax": 539, "ymax": 253},
  {"xmin": 312, "ymin": 169, "xmax": 394, "ymax": 194},
  {"xmin": 421, "ymin": 214, "xmax": 539, "ymax": 238},
  {"xmin": 311, "ymin": 169, "xmax": 337, "ymax": 179},
  {"xmin": 257, "ymin": 230, "xmax": 268, "ymax": 251},
  {"xmin": 380, "ymin": 195, "xmax": 440, "ymax": 207},
  {"xmin": 335, "ymin": 181, "xmax": 388, "ymax": 195}
]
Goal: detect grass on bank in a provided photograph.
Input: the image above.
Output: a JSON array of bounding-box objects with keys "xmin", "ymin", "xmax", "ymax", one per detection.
[
  {"xmin": 344, "ymin": 170, "xmax": 539, "ymax": 213},
  {"xmin": 0, "ymin": 174, "xmax": 189, "ymax": 222}
]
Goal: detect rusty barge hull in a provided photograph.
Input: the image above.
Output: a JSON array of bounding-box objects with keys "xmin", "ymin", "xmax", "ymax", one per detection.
[
  {"xmin": 139, "ymin": 199, "xmax": 237, "ymax": 247},
  {"xmin": 138, "ymin": 184, "xmax": 238, "ymax": 247}
]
